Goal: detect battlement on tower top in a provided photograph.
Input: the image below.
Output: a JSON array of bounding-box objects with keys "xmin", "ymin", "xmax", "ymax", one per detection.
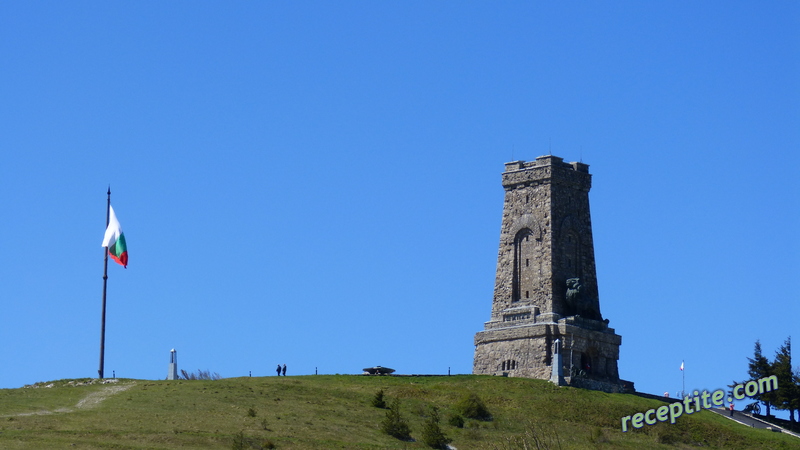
[
  {"xmin": 502, "ymin": 156, "xmax": 591, "ymax": 191},
  {"xmin": 504, "ymin": 155, "xmax": 589, "ymax": 174}
]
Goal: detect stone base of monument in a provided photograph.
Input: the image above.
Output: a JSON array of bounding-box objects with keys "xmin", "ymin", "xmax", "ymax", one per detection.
[
  {"xmin": 566, "ymin": 376, "xmax": 635, "ymax": 394},
  {"xmin": 474, "ymin": 315, "xmax": 625, "ymax": 389}
]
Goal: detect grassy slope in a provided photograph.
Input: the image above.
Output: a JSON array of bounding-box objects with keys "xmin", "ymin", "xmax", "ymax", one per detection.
[{"xmin": 0, "ymin": 375, "xmax": 798, "ymax": 449}]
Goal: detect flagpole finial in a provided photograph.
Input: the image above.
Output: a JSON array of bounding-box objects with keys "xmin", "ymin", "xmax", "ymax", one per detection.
[{"xmin": 107, "ymin": 185, "xmax": 111, "ymax": 195}]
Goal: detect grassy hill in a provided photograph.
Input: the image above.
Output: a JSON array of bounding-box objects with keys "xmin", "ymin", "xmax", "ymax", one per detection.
[{"xmin": 1, "ymin": 375, "xmax": 798, "ymax": 449}]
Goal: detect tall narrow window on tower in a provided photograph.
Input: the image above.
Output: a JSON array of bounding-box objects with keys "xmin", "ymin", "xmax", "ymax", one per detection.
[{"xmin": 512, "ymin": 228, "xmax": 534, "ymax": 302}]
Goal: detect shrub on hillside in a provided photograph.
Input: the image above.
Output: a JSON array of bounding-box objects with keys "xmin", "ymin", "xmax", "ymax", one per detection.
[
  {"xmin": 420, "ymin": 406, "xmax": 451, "ymax": 449},
  {"xmin": 232, "ymin": 431, "xmax": 275, "ymax": 450},
  {"xmin": 455, "ymin": 392, "xmax": 492, "ymax": 421},
  {"xmin": 371, "ymin": 389, "xmax": 387, "ymax": 408},
  {"xmin": 448, "ymin": 414, "xmax": 465, "ymax": 428},
  {"xmin": 490, "ymin": 421, "xmax": 562, "ymax": 450},
  {"xmin": 181, "ymin": 369, "xmax": 221, "ymax": 380},
  {"xmin": 381, "ymin": 398, "xmax": 412, "ymax": 440}
]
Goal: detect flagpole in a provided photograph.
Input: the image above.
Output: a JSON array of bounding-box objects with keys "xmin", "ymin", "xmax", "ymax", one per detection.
[
  {"xmin": 682, "ymin": 361, "xmax": 685, "ymax": 398},
  {"xmin": 98, "ymin": 187, "xmax": 110, "ymax": 379}
]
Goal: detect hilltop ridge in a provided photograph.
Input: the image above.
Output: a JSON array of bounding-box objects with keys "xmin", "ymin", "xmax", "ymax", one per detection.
[{"xmin": 1, "ymin": 375, "xmax": 797, "ymax": 449}]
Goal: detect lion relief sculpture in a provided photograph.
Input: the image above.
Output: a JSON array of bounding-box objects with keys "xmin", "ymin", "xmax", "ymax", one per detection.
[{"xmin": 565, "ymin": 277, "xmax": 603, "ymax": 321}]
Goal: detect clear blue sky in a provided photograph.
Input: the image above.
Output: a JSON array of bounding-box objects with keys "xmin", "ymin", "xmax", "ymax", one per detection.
[{"xmin": 1, "ymin": 0, "xmax": 798, "ymax": 415}]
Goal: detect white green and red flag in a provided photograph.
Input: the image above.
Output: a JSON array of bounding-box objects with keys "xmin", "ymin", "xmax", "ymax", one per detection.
[{"xmin": 101, "ymin": 205, "xmax": 128, "ymax": 268}]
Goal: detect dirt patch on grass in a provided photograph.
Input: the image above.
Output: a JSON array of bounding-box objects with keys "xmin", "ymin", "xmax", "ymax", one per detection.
[
  {"xmin": 6, "ymin": 382, "xmax": 135, "ymax": 417},
  {"xmin": 75, "ymin": 383, "xmax": 134, "ymax": 409}
]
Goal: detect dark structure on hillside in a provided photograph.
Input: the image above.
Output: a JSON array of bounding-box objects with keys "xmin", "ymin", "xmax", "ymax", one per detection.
[{"xmin": 473, "ymin": 156, "xmax": 632, "ymax": 393}]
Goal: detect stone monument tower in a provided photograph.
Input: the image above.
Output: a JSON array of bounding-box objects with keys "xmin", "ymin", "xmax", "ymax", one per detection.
[{"xmin": 473, "ymin": 156, "xmax": 630, "ymax": 392}]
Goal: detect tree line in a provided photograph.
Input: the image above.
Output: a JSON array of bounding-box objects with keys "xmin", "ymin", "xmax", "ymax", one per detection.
[{"xmin": 735, "ymin": 337, "xmax": 800, "ymax": 422}]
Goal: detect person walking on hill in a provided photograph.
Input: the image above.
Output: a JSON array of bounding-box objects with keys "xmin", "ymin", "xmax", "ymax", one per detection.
[
  {"xmin": 282, "ymin": 364, "xmax": 287, "ymax": 376},
  {"xmin": 276, "ymin": 364, "xmax": 282, "ymax": 376}
]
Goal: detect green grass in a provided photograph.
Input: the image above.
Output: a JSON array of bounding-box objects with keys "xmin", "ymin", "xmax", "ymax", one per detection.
[{"xmin": 0, "ymin": 375, "xmax": 798, "ymax": 449}]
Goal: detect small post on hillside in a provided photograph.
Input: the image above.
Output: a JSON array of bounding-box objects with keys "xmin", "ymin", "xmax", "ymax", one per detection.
[{"xmin": 98, "ymin": 187, "xmax": 111, "ymax": 379}]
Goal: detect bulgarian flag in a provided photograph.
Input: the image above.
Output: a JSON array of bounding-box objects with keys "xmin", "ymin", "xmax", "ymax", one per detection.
[{"xmin": 102, "ymin": 206, "xmax": 128, "ymax": 268}]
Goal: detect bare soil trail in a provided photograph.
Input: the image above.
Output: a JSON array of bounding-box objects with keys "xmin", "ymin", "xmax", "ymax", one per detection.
[{"xmin": 5, "ymin": 381, "xmax": 135, "ymax": 417}]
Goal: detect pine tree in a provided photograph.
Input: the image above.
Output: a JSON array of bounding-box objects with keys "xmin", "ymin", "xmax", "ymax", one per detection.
[
  {"xmin": 772, "ymin": 337, "xmax": 798, "ymax": 423},
  {"xmin": 420, "ymin": 406, "xmax": 451, "ymax": 449},
  {"xmin": 380, "ymin": 398, "xmax": 411, "ymax": 440},
  {"xmin": 371, "ymin": 389, "xmax": 386, "ymax": 408},
  {"xmin": 794, "ymin": 366, "xmax": 800, "ymax": 423},
  {"xmin": 747, "ymin": 340, "xmax": 775, "ymax": 416}
]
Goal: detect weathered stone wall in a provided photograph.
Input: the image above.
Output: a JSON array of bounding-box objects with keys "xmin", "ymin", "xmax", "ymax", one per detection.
[
  {"xmin": 473, "ymin": 317, "xmax": 621, "ymax": 380},
  {"xmin": 473, "ymin": 156, "xmax": 624, "ymax": 388}
]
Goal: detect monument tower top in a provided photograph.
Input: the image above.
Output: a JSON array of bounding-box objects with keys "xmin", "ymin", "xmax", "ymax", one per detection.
[{"xmin": 492, "ymin": 155, "xmax": 600, "ymax": 323}]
